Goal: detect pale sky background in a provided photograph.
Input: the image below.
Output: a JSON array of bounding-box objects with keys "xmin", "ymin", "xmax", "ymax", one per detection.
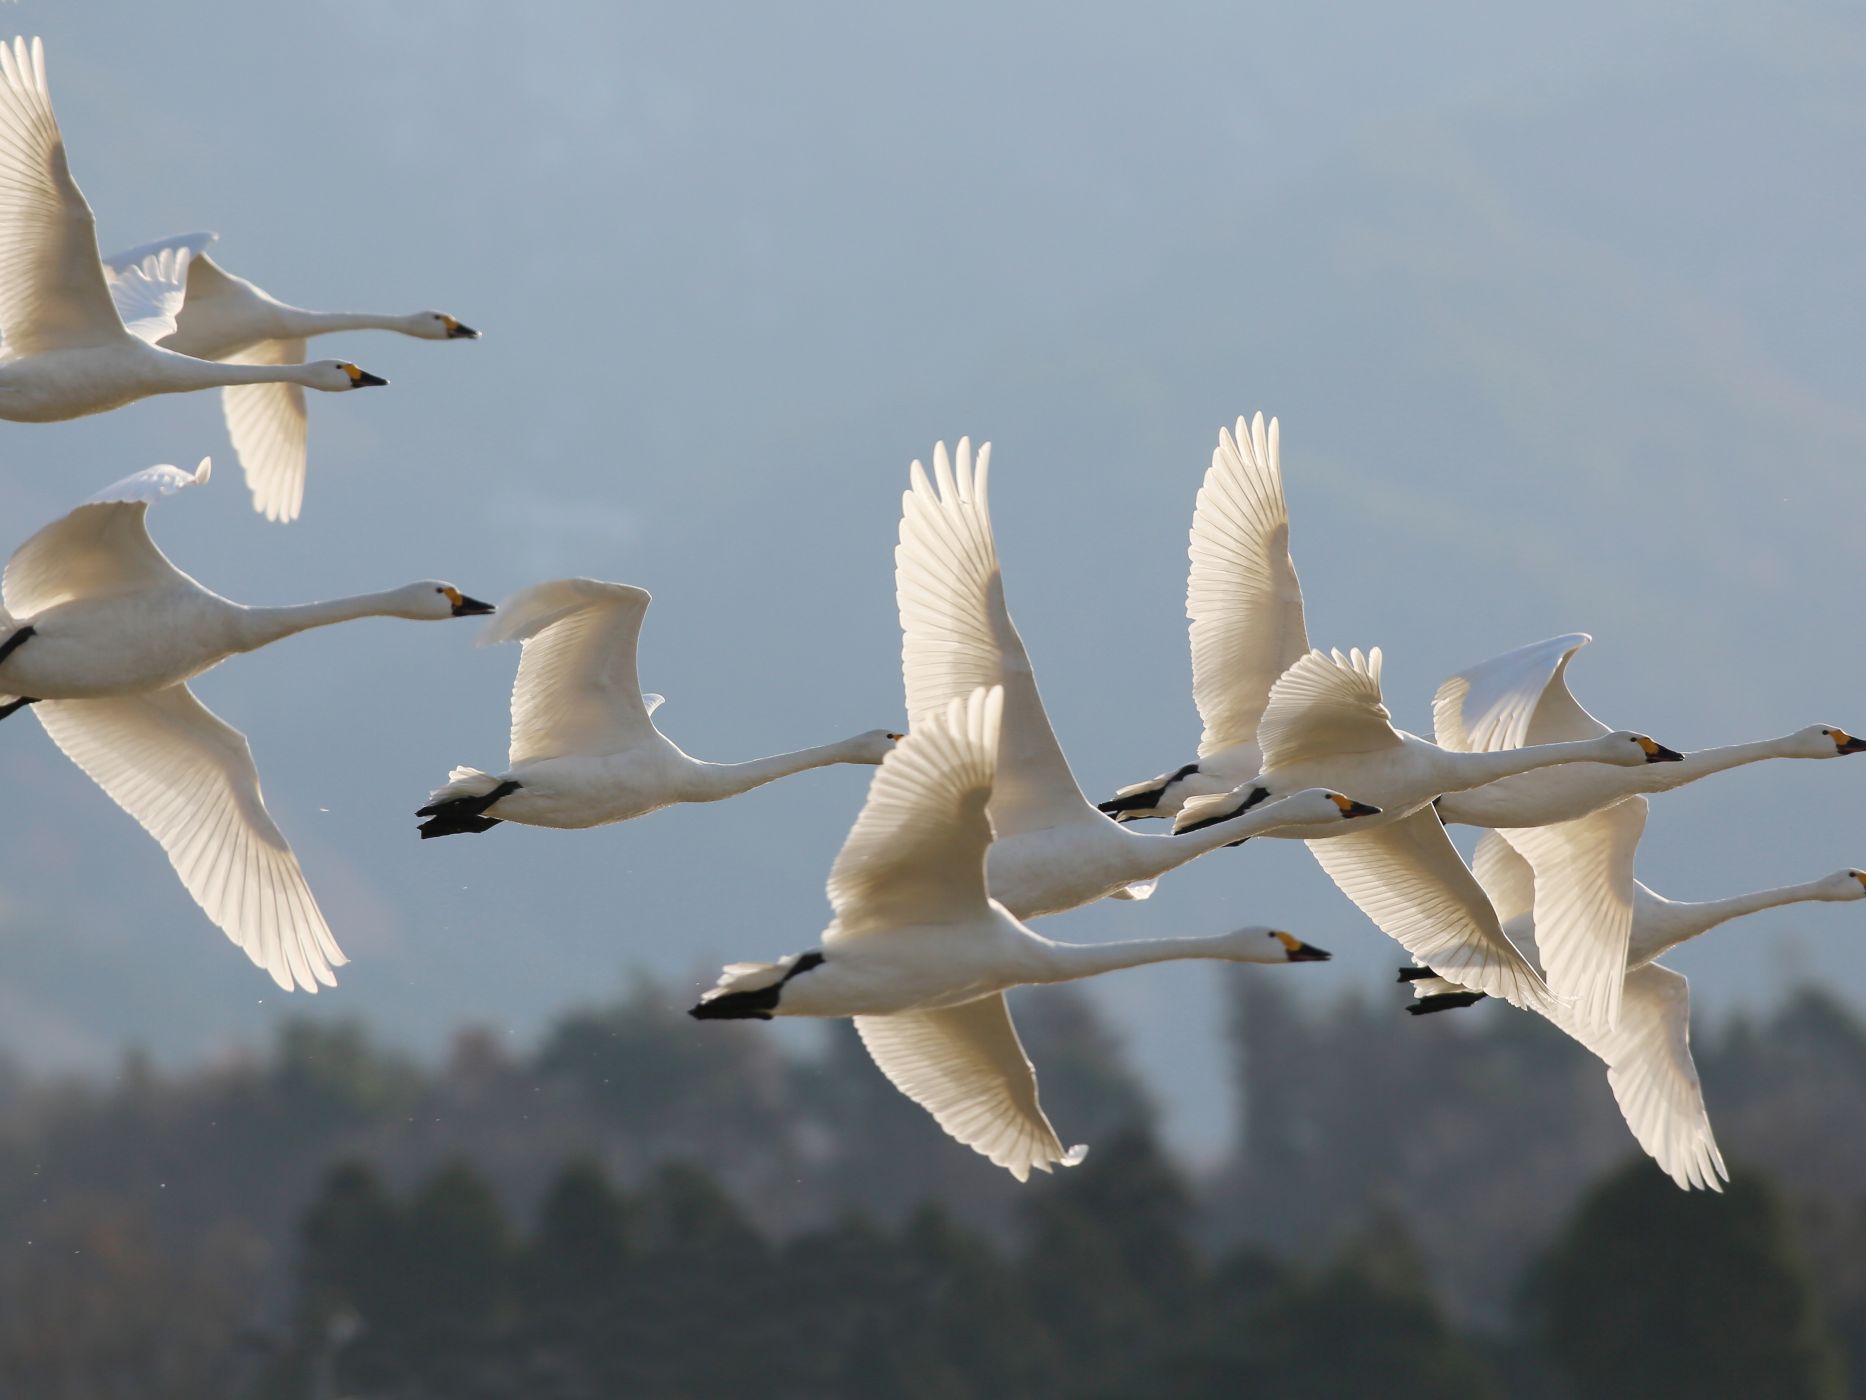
[{"xmin": 0, "ymin": 2, "xmax": 1862, "ymax": 1158}]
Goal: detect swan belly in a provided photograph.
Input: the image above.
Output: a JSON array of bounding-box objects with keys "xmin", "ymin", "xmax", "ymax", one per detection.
[
  {"xmin": 0, "ymin": 349, "xmax": 162, "ymax": 422},
  {"xmin": 1436, "ymin": 765, "xmax": 1638, "ymax": 829},
  {"xmin": 987, "ymin": 825, "xmax": 1135, "ymax": 920},
  {"xmin": 0, "ymin": 594, "xmax": 237, "ymax": 697},
  {"xmin": 489, "ymin": 753, "xmax": 685, "ymax": 828}
]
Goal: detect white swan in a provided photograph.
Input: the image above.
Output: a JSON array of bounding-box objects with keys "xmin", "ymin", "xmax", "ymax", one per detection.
[
  {"xmin": 1097, "ymin": 415, "xmax": 1679, "ymax": 1010},
  {"xmin": 1402, "ymin": 819, "xmax": 1866, "ymax": 1191},
  {"xmin": 102, "ymin": 232, "xmax": 478, "ymax": 523},
  {"xmin": 691, "ymin": 687, "xmax": 1337, "ymax": 1180},
  {"xmin": 0, "ymin": 458, "xmax": 494, "ymax": 991},
  {"xmin": 416, "ymin": 578, "xmax": 904, "ymax": 837},
  {"xmin": 1431, "ymin": 633, "xmax": 1864, "ymax": 1029},
  {"xmin": 894, "ymin": 439, "xmax": 1381, "ymax": 921},
  {"xmin": 0, "ymin": 40, "xmax": 388, "ymax": 428}
]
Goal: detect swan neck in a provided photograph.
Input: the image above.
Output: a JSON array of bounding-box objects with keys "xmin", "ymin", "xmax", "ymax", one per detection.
[
  {"xmin": 688, "ymin": 740, "xmax": 859, "ymax": 800},
  {"xmin": 1451, "ymin": 738, "xmax": 1621, "ymax": 790},
  {"xmin": 1660, "ymin": 737, "xmax": 1794, "ymax": 786},
  {"xmin": 1647, "ymin": 881, "xmax": 1830, "ymax": 950},
  {"xmin": 289, "ymin": 309, "xmax": 410, "ymax": 336},
  {"xmin": 234, "ymin": 591, "xmax": 411, "ymax": 650},
  {"xmin": 1032, "ymin": 935, "xmax": 1249, "ymax": 983}
]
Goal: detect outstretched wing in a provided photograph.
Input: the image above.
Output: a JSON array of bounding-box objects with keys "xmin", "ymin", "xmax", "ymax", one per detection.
[
  {"xmin": 1187, "ymin": 413, "xmax": 1310, "ymax": 758},
  {"xmin": 1470, "ymin": 829, "xmax": 1538, "ymax": 927},
  {"xmin": 35, "ymin": 685, "xmax": 344, "ymax": 992},
  {"xmin": 220, "ymin": 338, "xmax": 310, "ymax": 522},
  {"xmin": 0, "ymin": 37, "xmax": 123, "ymax": 353},
  {"xmin": 826, "ymin": 686, "xmax": 1001, "ymax": 939},
  {"xmin": 103, "ymin": 244, "xmax": 193, "ymax": 345},
  {"xmin": 1571, "ymin": 962, "xmax": 1726, "ymax": 1192},
  {"xmin": 1433, "ymin": 633, "xmax": 1607, "ymax": 752},
  {"xmin": 855, "ymin": 994, "xmax": 1087, "ymax": 1182},
  {"xmin": 479, "ymin": 578, "xmax": 659, "ymax": 767},
  {"xmin": 1255, "ymin": 647, "xmax": 1402, "ymax": 769},
  {"xmin": 1307, "ymin": 807, "xmax": 1553, "ymax": 1012},
  {"xmin": 1503, "ymin": 797, "xmax": 1649, "ymax": 1032},
  {"xmin": 896, "ymin": 439, "xmax": 1097, "ymax": 837},
  {"xmin": 3, "ymin": 458, "xmax": 210, "ymax": 616},
  {"xmin": 101, "ymin": 230, "xmax": 218, "ymax": 278}
]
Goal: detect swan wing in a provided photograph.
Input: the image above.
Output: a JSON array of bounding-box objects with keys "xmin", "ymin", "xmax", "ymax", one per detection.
[
  {"xmin": 896, "ymin": 440, "xmax": 1097, "ymax": 839},
  {"xmin": 219, "ymin": 338, "xmax": 309, "ymax": 522},
  {"xmin": 1306, "ymin": 807, "xmax": 1553, "ymax": 1012},
  {"xmin": 1432, "ymin": 633, "xmax": 1608, "ymax": 752},
  {"xmin": 1502, "ymin": 796, "xmax": 1649, "ymax": 1033},
  {"xmin": 1256, "ymin": 646, "xmax": 1401, "ymax": 768},
  {"xmin": 1571, "ymin": 962, "xmax": 1726, "ymax": 1191},
  {"xmin": 855, "ymin": 994, "xmax": 1086, "ymax": 1182},
  {"xmin": 1470, "ymin": 829, "xmax": 1538, "ymax": 926},
  {"xmin": 103, "ymin": 244, "xmax": 193, "ymax": 345},
  {"xmin": 478, "ymin": 577, "xmax": 659, "ymax": 766},
  {"xmin": 0, "ymin": 38, "xmax": 123, "ymax": 352},
  {"xmin": 1188, "ymin": 413, "xmax": 1310, "ymax": 758},
  {"xmin": 3, "ymin": 457, "xmax": 209, "ymax": 616},
  {"xmin": 826, "ymin": 687, "xmax": 1001, "ymax": 939},
  {"xmin": 101, "ymin": 230, "xmax": 217, "ymax": 278},
  {"xmin": 34, "ymin": 685, "xmax": 344, "ymax": 992}
]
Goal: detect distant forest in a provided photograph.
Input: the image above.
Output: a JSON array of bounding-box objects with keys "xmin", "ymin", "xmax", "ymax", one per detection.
[{"xmin": 3, "ymin": 974, "xmax": 1863, "ymax": 1398}]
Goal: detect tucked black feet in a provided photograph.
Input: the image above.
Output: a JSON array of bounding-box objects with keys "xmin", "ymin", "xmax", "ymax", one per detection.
[
  {"xmin": 416, "ymin": 779, "xmax": 521, "ymax": 838},
  {"xmin": 0, "ymin": 625, "xmax": 35, "ymax": 668},
  {"xmin": 0, "ymin": 697, "xmax": 37, "ymax": 722},
  {"xmin": 1406, "ymin": 990, "xmax": 1489, "ymax": 1016}
]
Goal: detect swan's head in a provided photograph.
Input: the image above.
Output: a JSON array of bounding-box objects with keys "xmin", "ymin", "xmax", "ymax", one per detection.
[
  {"xmin": 304, "ymin": 360, "xmax": 389, "ymax": 392},
  {"xmin": 1791, "ymin": 725, "xmax": 1866, "ymax": 758},
  {"xmin": 392, "ymin": 582, "xmax": 497, "ymax": 620},
  {"xmin": 401, "ymin": 311, "xmax": 480, "ymax": 341},
  {"xmin": 1597, "ymin": 730, "xmax": 1685, "ymax": 766},
  {"xmin": 1818, "ymin": 869, "xmax": 1866, "ymax": 901},
  {"xmin": 849, "ymin": 729, "xmax": 906, "ymax": 763},
  {"xmin": 1273, "ymin": 788, "xmax": 1383, "ymax": 826},
  {"xmin": 1225, "ymin": 925, "xmax": 1335, "ymax": 965}
]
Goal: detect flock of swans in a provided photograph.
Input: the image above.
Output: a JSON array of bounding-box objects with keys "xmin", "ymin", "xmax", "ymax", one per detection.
[{"xmin": 0, "ymin": 36, "xmax": 1857, "ymax": 1188}]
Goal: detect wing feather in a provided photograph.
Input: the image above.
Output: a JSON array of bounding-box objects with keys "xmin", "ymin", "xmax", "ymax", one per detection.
[
  {"xmin": 1432, "ymin": 634, "xmax": 1606, "ymax": 752},
  {"xmin": 1187, "ymin": 413, "xmax": 1310, "ymax": 758},
  {"xmin": 855, "ymin": 994, "xmax": 1086, "ymax": 1182},
  {"xmin": 220, "ymin": 338, "xmax": 310, "ymax": 522},
  {"xmin": 35, "ymin": 686, "xmax": 343, "ymax": 992},
  {"xmin": 1256, "ymin": 646, "xmax": 1401, "ymax": 769},
  {"xmin": 479, "ymin": 578, "xmax": 658, "ymax": 767}
]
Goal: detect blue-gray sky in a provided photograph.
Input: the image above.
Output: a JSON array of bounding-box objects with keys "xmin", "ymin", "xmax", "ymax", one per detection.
[{"xmin": 2, "ymin": 2, "xmax": 1862, "ymax": 1158}]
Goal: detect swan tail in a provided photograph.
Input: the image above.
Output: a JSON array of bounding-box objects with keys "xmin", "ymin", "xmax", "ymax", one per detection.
[
  {"xmin": 688, "ymin": 952, "xmax": 824, "ymax": 1021},
  {"xmin": 415, "ymin": 769, "xmax": 519, "ymax": 839},
  {"xmin": 1097, "ymin": 762, "xmax": 1198, "ymax": 822}
]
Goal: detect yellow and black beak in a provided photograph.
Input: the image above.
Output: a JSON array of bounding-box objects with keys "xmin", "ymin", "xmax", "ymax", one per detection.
[
  {"xmin": 341, "ymin": 362, "xmax": 389, "ymax": 387},
  {"xmin": 1852, "ymin": 871, "xmax": 1866, "ymax": 892},
  {"xmin": 1833, "ymin": 729, "xmax": 1866, "ymax": 755},
  {"xmin": 1275, "ymin": 931, "xmax": 1333, "ymax": 962},
  {"xmin": 442, "ymin": 314, "xmax": 480, "ymax": 340},
  {"xmin": 442, "ymin": 585, "xmax": 495, "ymax": 617},
  {"xmin": 1637, "ymin": 736, "xmax": 1685, "ymax": 764},
  {"xmin": 1330, "ymin": 793, "xmax": 1382, "ymax": 819}
]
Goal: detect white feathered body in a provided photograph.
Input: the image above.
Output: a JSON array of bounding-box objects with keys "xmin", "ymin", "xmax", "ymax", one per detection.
[
  {"xmin": 0, "ymin": 584, "xmax": 241, "ymax": 696},
  {"xmin": 768, "ymin": 908, "xmax": 1043, "ymax": 1019},
  {"xmin": 443, "ymin": 741, "xmax": 711, "ymax": 829},
  {"xmin": 1439, "ymin": 764, "xmax": 1660, "ymax": 828},
  {"xmin": 1223, "ymin": 731, "xmax": 1455, "ymax": 839},
  {"xmin": 0, "ymin": 341, "xmax": 181, "ymax": 421}
]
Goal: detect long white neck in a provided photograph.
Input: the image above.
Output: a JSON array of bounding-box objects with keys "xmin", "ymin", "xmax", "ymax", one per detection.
[
  {"xmin": 282, "ymin": 308, "xmax": 413, "ymax": 337},
  {"xmin": 1442, "ymin": 737, "xmax": 1636, "ymax": 794},
  {"xmin": 1641, "ymin": 735, "xmax": 1803, "ymax": 792},
  {"xmin": 1026, "ymin": 932, "xmax": 1274, "ymax": 983},
  {"xmin": 1127, "ymin": 799, "xmax": 1337, "ymax": 879},
  {"xmin": 151, "ymin": 349, "xmax": 336, "ymax": 393},
  {"xmin": 1636, "ymin": 878, "xmax": 1846, "ymax": 960},
  {"xmin": 233, "ymin": 590, "xmax": 422, "ymax": 651},
  {"xmin": 685, "ymin": 737, "xmax": 875, "ymax": 801}
]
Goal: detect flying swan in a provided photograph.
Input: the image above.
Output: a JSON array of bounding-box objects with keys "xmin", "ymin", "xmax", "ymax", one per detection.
[
  {"xmin": 0, "ymin": 458, "xmax": 493, "ymax": 991},
  {"xmin": 416, "ymin": 578, "xmax": 904, "ymax": 837},
  {"xmin": 0, "ymin": 40, "xmax": 388, "ymax": 427},
  {"xmin": 692, "ymin": 686, "xmax": 1337, "ymax": 1180},
  {"xmin": 103, "ymin": 231, "xmax": 478, "ymax": 523}
]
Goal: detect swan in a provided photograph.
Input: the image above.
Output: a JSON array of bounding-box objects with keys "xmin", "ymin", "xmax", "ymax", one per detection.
[
  {"xmin": 0, "ymin": 458, "xmax": 494, "ymax": 991},
  {"xmin": 415, "ymin": 578, "xmax": 904, "ymax": 837},
  {"xmin": 1430, "ymin": 633, "xmax": 1864, "ymax": 1030},
  {"xmin": 691, "ymin": 686, "xmax": 1338, "ymax": 1180},
  {"xmin": 1400, "ymin": 817, "xmax": 1866, "ymax": 1191},
  {"xmin": 893, "ymin": 439, "xmax": 1381, "ymax": 921},
  {"xmin": 1093, "ymin": 415, "xmax": 1679, "ymax": 1009},
  {"xmin": 0, "ymin": 40, "xmax": 388, "ymax": 428},
  {"xmin": 102, "ymin": 232, "xmax": 478, "ymax": 523}
]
